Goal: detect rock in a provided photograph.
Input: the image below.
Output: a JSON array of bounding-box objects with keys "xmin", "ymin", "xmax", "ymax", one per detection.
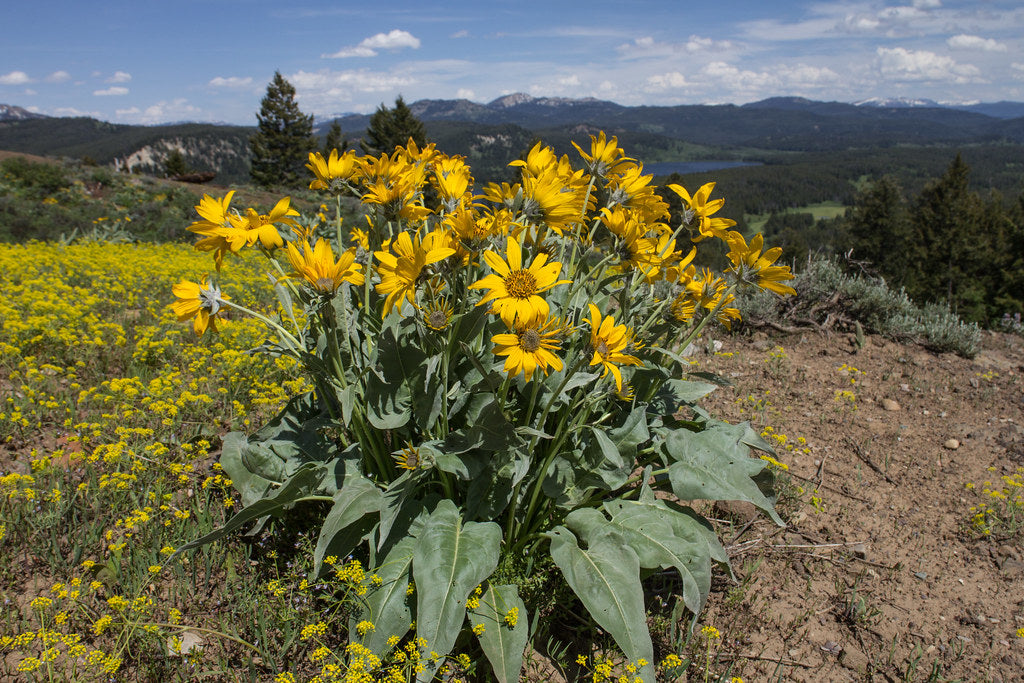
[
  {"xmin": 944, "ymin": 439, "xmax": 960, "ymax": 450},
  {"xmin": 839, "ymin": 646, "xmax": 870, "ymax": 672},
  {"xmin": 850, "ymin": 542, "xmax": 868, "ymax": 559},
  {"xmin": 882, "ymin": 398, "xmax": 901, "ymax": 411},
  {"xmin": 999, "ymin": 559, "xmax": 1024, "ymax": 578},
  {"xmin": 713, "ymin": 500, "xmax": 759, "ymax": 523}
]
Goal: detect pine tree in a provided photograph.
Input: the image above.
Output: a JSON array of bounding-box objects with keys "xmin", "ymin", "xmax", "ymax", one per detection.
[
  {"xmin": 163, "ymin": 149, "xmax": 189, "ymax": 178},
  {"xmin": 843, "ymin": 175, "xmax": 913, "ymax": 285},
  {"xmin": 322, "ymin": 121, "xmax": 347, "ymax": 156},
  {"xmin": 908, "ymin": 154, "xmax": 989, "ymax": 320},
  {"xmin": 360, "ymin": 96, "xmax": 427, "ymax": 157},
  {"xmin": 249, "ymin": 71, "xmax": 317, "ymax": 188}
]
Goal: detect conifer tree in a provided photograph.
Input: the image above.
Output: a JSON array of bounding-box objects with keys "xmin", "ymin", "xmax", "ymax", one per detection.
[
  {"xmin": 322, "ymin": 120, "xmax": 347, "ymax": 156},
  {"xmin": 360, "ymin": 96, "xmax": 427, "ymax": 156},
  {"xmin": 249, "ymin": 71, "xmax": 317, "ymax": 188},
  {"xmin": 163, "ymin": 149, "xmax": 189, "ymax": 178},
  {"xmin": 844, "ymin": 175, "xmax": 913, "ymax": 286},
  {"xmin": 908, "ymin": 154, "xmax": 989, "ymax": 320}
]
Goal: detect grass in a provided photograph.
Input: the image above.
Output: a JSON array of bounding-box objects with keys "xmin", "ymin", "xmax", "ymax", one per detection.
[{"xmin": 744, "ymin": 201, "xmax": 847, "ymax": 233}]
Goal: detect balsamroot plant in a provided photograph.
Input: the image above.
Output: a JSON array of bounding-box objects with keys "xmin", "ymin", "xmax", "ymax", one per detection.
[{"xmin": 171, "ymin": 133, "xmax": 795, "ymax": 682}]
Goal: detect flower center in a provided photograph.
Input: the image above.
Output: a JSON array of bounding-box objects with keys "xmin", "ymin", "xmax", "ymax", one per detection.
[
  {"xmin": 315, "ymin": 277, "xmax": 335, "ymax": 292},
  {"xmin": 596, "ymin": 340, "xmax": 610, "ymax": 356},
  {"xmin": 505, "ymin": 269, "xmax": 537, "ymax": 299},
  {"xmin": 519, "ymin": 328, "xmax": 542, "ymax": 353},
  {"xmin": 427, "ymin": 309, "xmax": 449, "ymax": 330}
]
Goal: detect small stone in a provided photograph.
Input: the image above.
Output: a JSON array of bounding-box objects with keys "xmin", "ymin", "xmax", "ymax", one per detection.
[
  {"xmin": 914, "ymin": 571, "xmax": 928, "ymax": 580},
  {"xmin": 882, "ymin": 398, "xmax": 901, "ymax": 411},
  {"xmin": 850, "ymin": 542, "xmax": 868, "ymax": 559},
  {"xmin": 944, "ymin": 439, "xmax": 960, "ymax": 450},
  {"xmin": 840, "ymin": 646, "xmax": 870, "ymax": 672}
]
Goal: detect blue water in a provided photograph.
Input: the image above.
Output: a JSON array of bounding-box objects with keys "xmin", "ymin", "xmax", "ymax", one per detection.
[{"xmin": 644, "ymin": 160, "xmax": 762, "ymax": 176}]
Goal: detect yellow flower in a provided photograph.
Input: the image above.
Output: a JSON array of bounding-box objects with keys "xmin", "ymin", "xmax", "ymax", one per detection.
[
  {"xmin": 393, "ymin": 443, "xmax": 423, "ymax": 471},
  {"xmin": 470, "ymin": 237, "xmax": 570, "ymax": 327},
  {"xmin": 306, "ymin": 149, "xmax": 358, "ymax": 190},
  {"xmin": 666, "ymin": 181, "xmax": 736, "ymax": 240},
  {"xmin": 586, "ymin": 304, "xmax": 642, "ymax": 392},
  {"xmin": 723, "ymin": 231, "xmax": 796, "ymax": 296},
  {"xmin": 171, "ymin": 277, "xmax": 229, "ymax": 336},
  {"xmin": 422, "ymin": 298, "xmax": 454, "ymax": 331},
  {"xmin": 491, "ymin": 315, "xmax": 567, "ymax": 379},
  {"xmin": 572, "ymin": 131, "xmax": 633, "ymax": 177},
  {"xmin": 431, "ymin": 155, "xmax": 474, "ymax": 207},
  {"xmin": 286, "ymin": 238, "xmax": 364, "ymax": 294},
  {"xmin": 226, "ymin": 197, "xmax": 299, "ymax": 250},
  {"xmin": 374, "ymin": 230, "xmax": 456, "ymax": 317}
]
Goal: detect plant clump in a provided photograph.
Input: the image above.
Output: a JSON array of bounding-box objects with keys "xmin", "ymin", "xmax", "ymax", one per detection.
[{"xmin": 171, "ymin": 133, "xmax": 796, "ymax": 682}]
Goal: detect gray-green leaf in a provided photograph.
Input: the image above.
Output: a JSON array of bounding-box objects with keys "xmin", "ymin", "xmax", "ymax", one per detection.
[
  {"xmin": 468, "ymin": 584, "xmax": 528, "ymax": 683},
  {"xmin": 547, "ymin": 526, "xmax": 656, "ymax": 682},
  {"xmin": 412, "ymin": 500, "xmax": 501, "ymax": 682}
]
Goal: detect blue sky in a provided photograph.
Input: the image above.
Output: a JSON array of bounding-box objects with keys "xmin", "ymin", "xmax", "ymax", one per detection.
[{"xmin": 2, "ymin": 0, "xmax": 1022, "ymax": 125}]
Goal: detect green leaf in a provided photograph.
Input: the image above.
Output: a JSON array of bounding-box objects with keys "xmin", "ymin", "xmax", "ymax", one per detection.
[
  {"xmin": 354, "ymin": 536, "xmax": 415, "ymax": 657},
  {"xmin": 580, "ymin": 428, "xmax": 631, "ymax": 491},
  {"xmin": 365, "ymin": 366, "xmax": 412, "ymax": 429},
  {"xmin": 464, "ymin": 449, "xmax": 529, "ymax": 521},
  {"xmin": 171, "ymin": 462, "xmax": 322, "ymax": 560},
  {"xmin": 468, "ymin": 584, "xmax": 528, "ymax": 683},
  {"xmin": 412, "ymin": 499, "xmax": 501, "ymax": 682},
  {"xmin": 608, "ymin": 403, "xmax": 650, "ymax": 459},
  {"xmin": 663, "ymin": 425, "xmax": 784, "ymax": 526},
  {"xmin": 664, "ymin": 378, "xmax": 718, "ymax": 404},
  {"xmin": 219, "ymin": 432, "xmax": 278, "ymax": 507},
  {"xmin": 547, "ymin": 526, "xmax": 656, "ymax": 682},
  {"xmin": 313, "ymin": 475, "xmax": 383, "ymax": 576}
]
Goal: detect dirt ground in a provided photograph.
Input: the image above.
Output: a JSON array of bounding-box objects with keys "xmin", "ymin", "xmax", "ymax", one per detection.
[{"xmin": 684, "ymin": 328, "xmax": 1024, "ymax": 683}]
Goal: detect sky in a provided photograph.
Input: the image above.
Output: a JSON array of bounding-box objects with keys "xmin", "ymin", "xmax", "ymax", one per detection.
[{"xmin": 2, "ymin": 0, "xmax": 1023, "ymax": 126}]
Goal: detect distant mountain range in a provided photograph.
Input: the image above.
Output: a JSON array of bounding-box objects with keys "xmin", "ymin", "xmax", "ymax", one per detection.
[{"xmin": 2, "ymin": 95, "xmax": 1024, "ymax": 185}]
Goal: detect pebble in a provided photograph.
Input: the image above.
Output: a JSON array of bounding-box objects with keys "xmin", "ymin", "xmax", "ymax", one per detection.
[
  {"xmin": 944, "ymin": 438, "xmax": 960, "ymax": 450},
  {"xmin": 882, "ymin": 398, "xmax": 901, "ymax": 411}
]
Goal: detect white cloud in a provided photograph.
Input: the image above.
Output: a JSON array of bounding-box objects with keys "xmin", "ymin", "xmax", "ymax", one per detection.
[
  {"xmin": 45, "ymin": 70, "xmax": 71, "ymax": 83},
  {"xmin": 107, "ymin": 71, "xmax": 132, "ymax": 83},
  {"xmin": 0, "ymin": 71, "xmax": 32, "ymax": 85},
  {"xmin": 913, "ymin": 0, "xmax": 941, "ymax": 8},
  {"xmin": 1012, "ymin": 63, "xmax": 1024, "ymax": 80},
  {"xmin": 558, "ymin": 75, "xmax": 581, "ymax": 87},
  {"xmin": 876, "ymin": 47, "xmax": 981, "ymax": 82},
  {"xmin": 93, "ymin": 86, "xmax": 129, "ymax": 96},
  {"xmin": 451, "ymin": 30, "xmax": 469, "ymax": 39},
  {"xmin": 25, "ymin": 88, "xmax": 37, "ymax": 96},
  {"xmin": 947, "ymin": 34, "xmax": 1007, "ymax": 52},
  {"xmin": 455, "ymin": 88, "xmax": 475, "ymax": 99},
  {"xmin": 208, "ymin": 76, "xmax": 254, "ymax": 88},
  {"xmin": 323, "ymin": 30, "xmax": 421, "ymax": 58},
  {"xmin": 646, "ymin": 71, "xmax": 689, "ymax": 90},
  {"xmin": 51, "ymin": 106, "xmax": 100, "ymax": 117},
  {"xmin": 289, "ymin": 69, "xmax": 417, "ymax": 114},
  {"xmin": 116, "ymin": 98, "xmax": 201, "ymax": 124},
  {"xmin": 617, "ymin": 35, "xmax": 732, "ymax": 59}
]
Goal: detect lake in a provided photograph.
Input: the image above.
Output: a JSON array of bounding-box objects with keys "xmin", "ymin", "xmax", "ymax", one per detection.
[{"xmin": 644, "ymin": 160, "xmax": 762, "ymax": 176}]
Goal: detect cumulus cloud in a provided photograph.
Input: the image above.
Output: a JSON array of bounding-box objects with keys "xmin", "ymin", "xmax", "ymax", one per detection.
[
  {"xmin": 913, "ymin": 0, "xmax": 941, "ymax": 8},
  {"xmin": 323, "ymin": 30, "xmax": 421, "ymax": 58},
  {"xmin": 617, "ymin": 35, "xmax": 732, "ymax": 59},
  {"xmin": 646, "ymin": 71, "xmax": 689, "ymax": 90},
  {"xmin": 94, "ymin": 86, "xmax": 129, "ymax": 96},
  {"xmin": 208, "ymin": 76, "xmax": 254, "ymax": 88},
  {"xmin": 1012, "ymin": 63, "xmax": 1024, "ymax": 80},
  {"xmin": 0, "ymin": 71, "xmax": 32, "ymax": 85},
  {"xmin": 107, "ymin": 71, "xmax": 131, "ymax": 83},
  {"xmin": 51, "ymin": 106, "xmax": 101, "ymax": 117},
  {"xmin": 46, "ymin": 70, "xmax": 71, "ymax": 83},
  {"xmin": 947, "ymin": 34, "xmax": 1007, "ymax": 52},
  {"xmin": 288, "ymin": 69, "xmax": 417, "ymax": 114},
  {"xmin": 116, "ymin": 98, "xmax": 201, "ymax": 124},
  {"xmin": 455, "ymin": 88, "xmax": 475, "ymax": 99},
  {"xmin": 876, "ymin": 47, "xmax": 981, "ymax": 82}
]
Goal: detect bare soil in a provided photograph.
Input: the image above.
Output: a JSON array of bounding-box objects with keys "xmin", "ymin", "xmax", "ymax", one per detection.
[{"xmin": 689, "ymin": 329, "xmax": 1024, "ymax": 682}]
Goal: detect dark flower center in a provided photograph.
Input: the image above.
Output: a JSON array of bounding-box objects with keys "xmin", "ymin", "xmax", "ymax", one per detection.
[{"xmin": 519, "ymin": 328, "xmax": 542, "ymax": 353}]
